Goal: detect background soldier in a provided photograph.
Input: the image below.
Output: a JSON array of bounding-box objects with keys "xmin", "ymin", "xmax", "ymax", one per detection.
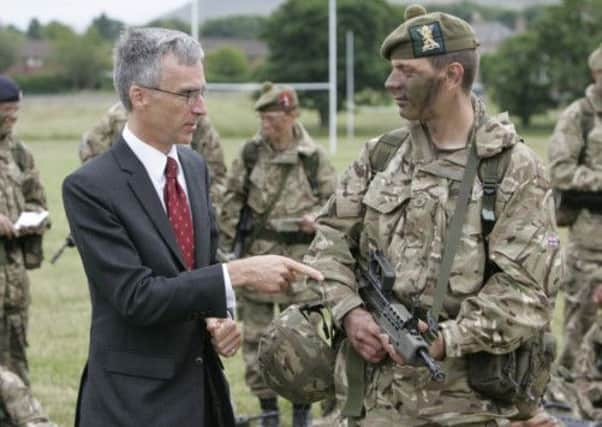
[
  {"xmin": 0, "ymin": 76, "xmax": 49, "ymax": 385},
  {"xmin": 219, "ymin": 82, "xmax": 337, "ymax": 427},
  {"xmin": 79, "ymin": 101, "xmax": 228, "ymax": 213},
  {"xmin": 549, "ymin": 45, "xmax": 602, "ymax": 372},
  {"xmin": 304, "ymin": 5, "xmax": 561, "ymax": 426},
  {"xmin": 0, "ymin": 364, "xmax": 56, "ymax": 427}
]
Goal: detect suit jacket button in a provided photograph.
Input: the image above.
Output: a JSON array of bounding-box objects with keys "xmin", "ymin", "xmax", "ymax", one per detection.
[{"xmin": 195, "ymin": 356, "xmax": 204, "ymax": 365}]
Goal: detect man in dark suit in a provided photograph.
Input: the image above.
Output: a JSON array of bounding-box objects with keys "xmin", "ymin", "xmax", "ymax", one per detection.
[{"xmin": 62, "ymin": 27, "xmax": 323, "ymax": 427}]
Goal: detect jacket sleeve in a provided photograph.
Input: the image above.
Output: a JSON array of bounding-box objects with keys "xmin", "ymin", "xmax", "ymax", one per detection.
[
  {"xmin": 548, "ymin": 100, "xmax": 602, "ymax": 191},
  {"xmin": 194, "ymin": 117, "xmax": 228, "ymax": 208},
  {"xmin": 304, "ymin": 139, "xmax": 376, "ymax": 327},
  {"xmin": 63, "ymin": 171, "xmax": 227, "ymax": 326},
  {"xmin": 18, "ymin": 141, "xmax": 47, "ymax": 214},
  {"xmin": 440, "ymin": 145, "xmax": 562, "ymax": 357}
]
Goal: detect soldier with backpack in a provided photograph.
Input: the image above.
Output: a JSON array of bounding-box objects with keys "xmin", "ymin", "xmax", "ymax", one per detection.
[
  {"xmin": 303, "ymin": 5, "xmax": 562, "ymax": 426},
  {"xmin": 549, "ymin": 44, "xmax": 602, "ymax": 372},
  {"xmin": 218, "ymin": 82, "xmax": 337, "ymax": 427}
]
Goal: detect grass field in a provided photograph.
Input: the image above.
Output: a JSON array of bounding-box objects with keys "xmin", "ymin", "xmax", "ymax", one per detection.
[{"xmin": 15, "ymin": 91, "xmax": 564, "ymax": 426}]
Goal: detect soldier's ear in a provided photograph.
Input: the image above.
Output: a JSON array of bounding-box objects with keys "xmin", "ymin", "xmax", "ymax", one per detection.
[{"xmin": 445, "ymin": 62, "xmax": 464, "ymax": 90}]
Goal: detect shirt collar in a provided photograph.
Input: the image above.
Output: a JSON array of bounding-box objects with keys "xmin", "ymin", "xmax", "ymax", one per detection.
[{"xmin": 122, "ymin": 124, "xmax": 181, "ymax": 181}]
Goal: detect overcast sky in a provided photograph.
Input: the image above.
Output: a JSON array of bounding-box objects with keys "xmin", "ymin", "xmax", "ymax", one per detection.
[{"xmin": 3, "ymin": 0, "xmax": 189, "ymax": 32}]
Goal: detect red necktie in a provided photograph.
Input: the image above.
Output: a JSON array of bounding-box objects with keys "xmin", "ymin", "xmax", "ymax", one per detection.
[{"xmin": 164, "ymin": 157, "xmax": 196, "ymax": 270}]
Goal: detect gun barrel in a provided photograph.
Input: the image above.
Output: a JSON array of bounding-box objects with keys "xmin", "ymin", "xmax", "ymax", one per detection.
[{"xmin": 417, "ymin": 348, "xmax": 445, "ymax": 382}]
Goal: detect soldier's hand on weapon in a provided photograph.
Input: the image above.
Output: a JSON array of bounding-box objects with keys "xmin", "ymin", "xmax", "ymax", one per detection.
[
  {"xmin": 227, "ymin": 255, "xmax": 324, "ymax": 294},
  {"xmin": 593, "ymin": 284, "xmax": 602, "ymax": 305},
  {"xmin": 206, "ymin": 317, "xmax": 241, "ymax": 358},
  {"xmin": 298, "ymin": 213, "xmax": 317, "ymax": 234},
  {"xmin": 0, "ymin": 214, "xmax": 15, "ymax": 238},
  {"xmin": 378, "ymin": 319, "xmax": 446, "ymax": 365},
  {"xmin": 343, "ymin": 307, "xmax": 388, "ymax": 363}
]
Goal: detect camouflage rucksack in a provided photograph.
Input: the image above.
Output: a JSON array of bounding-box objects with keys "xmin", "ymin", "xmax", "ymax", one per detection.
[{"xmin": 257, "ymin": 303, "xmax": 338, "ymax": 404}]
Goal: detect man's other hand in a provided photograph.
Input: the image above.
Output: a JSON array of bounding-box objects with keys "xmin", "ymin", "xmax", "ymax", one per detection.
[
  {"xmin": 206, "ymin": 317, "xmax": 241, "ymax": 358},
  {"xmin": 227, "ymin": 255, "xmax": 324, "ymax": 293},
  {"xmin": 343, "ymin": 307, "xmax": 387, "ymax": 363}
]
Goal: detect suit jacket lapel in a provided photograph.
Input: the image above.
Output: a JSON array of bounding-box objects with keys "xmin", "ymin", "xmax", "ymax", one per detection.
[
  {"xmin": 111, "ymin": 138, "xmax": 187, "ymax": 270},
  {"xmin": 178, "ymin": 147, "xmax": 210, "ymax": 267}
]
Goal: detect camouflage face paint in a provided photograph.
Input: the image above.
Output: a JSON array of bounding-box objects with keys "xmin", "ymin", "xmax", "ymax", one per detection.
[{"xmin": 402, "ymin": 74, "xmax": 442, "ymax": 121}]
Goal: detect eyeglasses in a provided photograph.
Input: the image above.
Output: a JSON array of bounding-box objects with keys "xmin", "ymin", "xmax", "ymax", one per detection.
[{"xmin": 140, "ymin": 85, "xmax": 206, "ymax": 106}]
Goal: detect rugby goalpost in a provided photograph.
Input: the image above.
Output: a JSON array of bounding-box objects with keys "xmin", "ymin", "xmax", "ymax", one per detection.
[{"xmin": 190, "ymin": 0, "xmax": 351, "ymax": 154}]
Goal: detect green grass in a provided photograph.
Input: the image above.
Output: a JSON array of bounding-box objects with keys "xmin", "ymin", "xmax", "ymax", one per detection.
[{"xmin": 17, "ymin": 91, "xmax": 563, "ymax": 426}]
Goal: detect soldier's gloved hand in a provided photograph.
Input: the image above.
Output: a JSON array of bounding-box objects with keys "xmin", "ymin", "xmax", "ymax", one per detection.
[
  {"xmin": 343, "ymin": 307, "xmax": 387, "ymax": 363},
  {"xmin": 379, "ymin": 320, "xmax": 446, "ymax": 366},
  {"xmin": 0, "ymin": 214, "xmax": 15, "ymax": 238},
  {"xmin": 298, "ymin": 214, "xmax": 317, "ymax": 234},
  {"xmin": 206, "ymin": 317, "xmax": 241, "ymax": 358}
]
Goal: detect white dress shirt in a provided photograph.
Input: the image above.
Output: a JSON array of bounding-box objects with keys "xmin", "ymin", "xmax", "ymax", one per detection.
[{"xmin": 122, "ymin": 125, "xmax": 235, "ymax": 313}]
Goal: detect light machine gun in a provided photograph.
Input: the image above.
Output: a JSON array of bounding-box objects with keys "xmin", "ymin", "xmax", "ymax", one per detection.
[{"xmin": 357, "ymin": 249, "xmax": 445, "ymax": 383}]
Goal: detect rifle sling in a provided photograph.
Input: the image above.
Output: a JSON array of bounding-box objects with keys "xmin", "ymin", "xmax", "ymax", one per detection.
[
  {"xmin": 430, "ymin": 132, "xmax": 480, "ymax": 323},
  {"xmin": 243, "ymin": 165, "xmax": 294, "ymax": 251},
  {"xmin": 341, "ymin": 339, "xmax": 365, "ymax": 418}
]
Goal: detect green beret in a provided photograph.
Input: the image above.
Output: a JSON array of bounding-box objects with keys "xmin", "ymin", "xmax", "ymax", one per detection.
[
  {"xmin": 589, "ymin": 45, "xmax": 602, "ymax": 71},
  {"xmin": 255, "ymin": 82, "xmax": 298, "ymax": 112},
  {"xmin": 381, "ymin": 4, "xmax": 479, "ymax": 60}
]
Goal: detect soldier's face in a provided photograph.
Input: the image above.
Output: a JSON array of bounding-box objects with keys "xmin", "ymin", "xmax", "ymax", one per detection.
[
  {"xmin": 0, "ymin": 102, "xmax": 19, "ymax": 136},
  {"xmin": 385, "ymin": 58, "xmax": 444, "ymax": 121},
  {"xmin": 136, "ymin": 54, "xmax": 207, "ymax": 149},
  {"xmin": 259, "ymin": 111, "xmax": 295, "ymax": 145}
]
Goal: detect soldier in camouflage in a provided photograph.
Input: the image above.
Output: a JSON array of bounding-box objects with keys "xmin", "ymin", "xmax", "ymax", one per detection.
[
  {"xmin": 549, "ymin": 45, "xmax": 602, "ymax": 372},
  {"xmin": 0, "ymin": 364, "xmax": 56, "ymax": 427},
  {"xmin": 79, "ymin": 101, "xmax": 228, "ymax": 214},
  {"xmin": 304, "ymin": 5, "xmax": 562, "ymax": 426},
  {"xmin": 0, "ymin": 76, "xmax": 49, "ymax": 385},
  {"xmin": 219, "ymin": 82, "xmax": 337, "ymax": 427}
]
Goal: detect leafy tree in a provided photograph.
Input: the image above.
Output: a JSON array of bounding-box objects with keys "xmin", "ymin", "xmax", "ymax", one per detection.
[
  {"xmin": 42, "ymin": 20, "xmax": 75, "ymax": 40},
  {"xmin": 90, "ymin": 13, "xmax": 125, "ymax": 42},
  {"xmin": 26, "ymin": 18, "xmax": 42, "ymax": 40},
  {"xmin": 0, "ymin": 28, "xmax": 24, "ymax": 72},
  {"xmin": 201, "ymin": 15, "xmax": 267, "ymax": 39},
  {"xmin": 205, "ymin": 46, "xmax": 249, "ymax": 82},
  {"xmin": 52, "ymin": 28, "xmax": 111, "ymax": 89},
  {"xmin": 260, "ymin": 0, "xmax": 401, "ymax": 127},
  {"xmin": 481, "ymin": 32, "xmax": 554, "ymax": 127}
]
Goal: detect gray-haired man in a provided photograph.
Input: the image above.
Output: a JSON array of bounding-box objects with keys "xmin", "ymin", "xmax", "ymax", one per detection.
[{"xmin": 62, "ymin": 27, "xmax": 323, "ymax": 427}]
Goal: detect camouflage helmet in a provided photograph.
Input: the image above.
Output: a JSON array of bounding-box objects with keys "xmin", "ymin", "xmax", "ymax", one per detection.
[
  {"xmin": 381, "ymin": 4, "xmax": 478, "ymax": 60},
  {"xmin": 257, "ymin": 304, "xmax": 335, "ymax": 404},
  {"xmin": 255, "ymin": 81, "xmax": 298, "ymax": 112},
  {"xmin": 589, "ymin": 45, "xmax": 602, "ymax": 71}
]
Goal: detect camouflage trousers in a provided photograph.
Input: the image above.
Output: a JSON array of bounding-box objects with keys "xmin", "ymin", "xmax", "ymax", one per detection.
[
  {"xmin": 0, "ymin": 309, "xmax": 29, "ymax": 386},
  {"xmin": 241, "ymin": 297, "xmax": 290, "ymax": 399},
  {"xmin": 0, "ymin": 364, "xmax": 55, "ymax": 427},
  {"xmin": 558, "ymin": 251, "xmax": 602, "ymax": 371}
]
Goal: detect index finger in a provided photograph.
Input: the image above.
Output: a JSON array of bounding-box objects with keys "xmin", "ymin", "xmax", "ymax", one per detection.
[{"xmin": 283, "ymin": 258, "xmax": 324, "ymax": 281}]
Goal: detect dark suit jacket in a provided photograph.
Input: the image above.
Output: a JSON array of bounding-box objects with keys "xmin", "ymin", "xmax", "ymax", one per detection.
[{"xmin": 63, "ymin": 138, "xmax": 235, "ymax": 427}]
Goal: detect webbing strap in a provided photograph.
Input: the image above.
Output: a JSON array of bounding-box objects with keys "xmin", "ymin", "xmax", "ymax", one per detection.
[
  {"xmin": 341, "ymin": 340, "xmax": 365, "ymax": 418},
  {"xmin": 429, "ymin": 137, "xmax": 480, "ymax": 323}
]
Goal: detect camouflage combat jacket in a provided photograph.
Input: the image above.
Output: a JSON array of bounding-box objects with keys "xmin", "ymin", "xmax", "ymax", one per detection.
[
  {"xmin": 79, "ymin": 102, "xmax": 228, "ymax": 209},
  {"xmin": 220, "ymin": 122, "xmax": 337, "ymax": 303},
  {"xmin": 305, "ymin": 100, "xmax": 562, "ymax": 421},
  {"xmin": 549, "ymin": 85, "xmax": 602, "ymax": 252},
  {"xmin": 0, "ymin": 134, "xmax": 48, "ymax": 309}
]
